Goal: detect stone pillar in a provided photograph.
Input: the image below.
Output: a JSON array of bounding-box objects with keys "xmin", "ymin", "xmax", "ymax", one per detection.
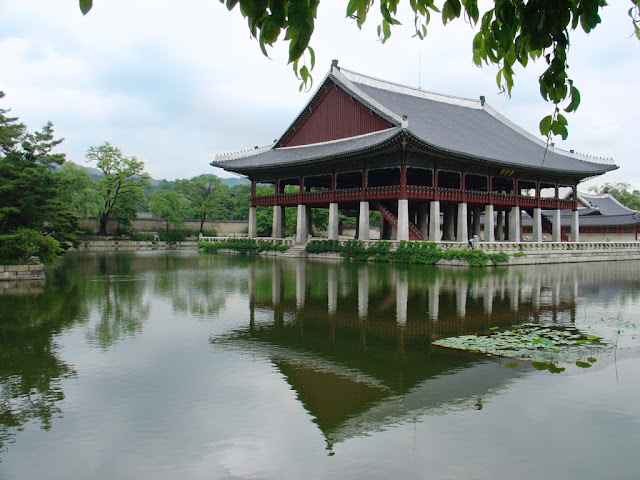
[
  {"xmin": 457, "ymin": 202, "xmax": 468, "ymax": 242},
  {"xmin": 418, "ymin": 204, "xmax": 429, "ymax": 240},
  {"xmin": 358, "ymin": 201, "xmax": 370, "ymax": 241},
  {"xmin": 552, "ymin": 209, "xmax": 562, "ymax": 242},
  {"xmin": 484, "ymin": 204, "xmax": 495, "ymax": 242},
  {"xmin": 571, "ymin": 210, "xmax": 580, "ymax": 242},
  {"xmin": 328, "ymin": 202, "xmax": 339, "ymax": 240},
  {"xmin": 296, "ymin": 204, "xmax": 307, "ymax": 243},
  {"xmin": 444, "ymin": 207, "xmax": 455, "ymax": 240},
  {"xmin": 429, "ymin": 200, "xmax": 441, "ymax": 241},
  {"xmin": 248, "ymin": 206, "xmax": 257, "ymax": 238},
  {"xmin": 272, "ymin": 205, "xmax": 284, "ymax": 238},
  {"xmin": 306, "ymin": 205, "xmax": 313, "ymax": 237},
  {"xmin": 509, "ymin": 206, "xmax": 521, "ymax": 242},
  {"xmin": 496, "ymin": 209, "xmax": 504, "ymax": 241},
  {"xmin": 532, "ymin": 207, "xmax": 543, "ymax": 242},
  {"xmin": 473, "ymin": 207, "xmax": 482, "ymax": 237},
  {"xmin": 397, "ymin": 198, "xmax": 410, "ymax": 241}
]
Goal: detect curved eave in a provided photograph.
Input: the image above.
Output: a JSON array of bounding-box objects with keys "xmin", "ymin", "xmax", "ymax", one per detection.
[
  {"xmin": 211, "ymin": 130, "xmax": 404, "ymax": 176},
  {"xmin": 404, "ymin": 131, "xmax": 618, "ymax": 179}
]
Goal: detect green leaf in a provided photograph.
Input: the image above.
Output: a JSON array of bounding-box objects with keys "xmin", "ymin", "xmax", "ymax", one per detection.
[
  {"xmin": 587, "ymin": 357, "xmax": 597, "ymax": 363},
  {"xmin": 576, "ymin": 361, "xmax": 592, "ymax": 368},
  {"xmin": 539, "ymin": 115, "xmax": 553, "ymax": 136},
  {"xmin": 565, "ymin": 85, "xmax": 581, "ymax": 113},
  {"xmin": 532, "ymin": 362, "xmax": 549, "ymax": 371},
  {"xmin": 79, "ymin": 0, "xmax": 92, "ymax": 15}
]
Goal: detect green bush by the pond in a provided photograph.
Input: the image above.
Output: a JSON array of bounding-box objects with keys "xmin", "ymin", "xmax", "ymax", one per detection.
[
  {"xmin": 0, "ymin": 227, "xmax": 63, "ymax": 267},
  {"xmin": 305, "ymin": 240, "xmax": 510, "ymax": 266},
  {"xmin": 132, "ymin": 233, "xmax": 156, "ymax": 242},
  {"xmin": 157, "ymin": 229, "xmax": 194, "ymax": 242},
  {"xmin": 199, "ymin": 238, "xmax": 290, "ymax": 254}
]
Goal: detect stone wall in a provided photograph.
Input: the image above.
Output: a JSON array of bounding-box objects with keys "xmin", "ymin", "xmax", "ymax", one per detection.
[
  {"xmin": 0, "ymin": 264, "xmax": 45, "ymax": 281},
  {"xmin": 80, "ymin": 218, "xmax": 248, "ymax": 236},
  {"xmin": 73, "ymin": 240, "xmax": 199, "ymax": 252},
  {"xmin": 0, "ymin": 264, "xmax": 46, "ymax": 294}
]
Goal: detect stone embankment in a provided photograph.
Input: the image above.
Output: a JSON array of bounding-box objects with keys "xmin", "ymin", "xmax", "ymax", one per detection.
[
  {"xmin": 74, "ymin": 240, "xmax": 199, "ymax": 252},
  {"xmin": 0, "ymin": 264, "xmax": 46, "ymax": 294},
  {"xmin": 199, "ymin": 236, "xmax": 640, "ymax": 266}
]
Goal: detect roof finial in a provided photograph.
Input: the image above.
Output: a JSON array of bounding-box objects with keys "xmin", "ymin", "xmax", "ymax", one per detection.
[
  {"xmin": 331, "ymin": 59, "xmax": 339, "ymax": 71},
  {"xmin": 402, "ymin": 115, "xmax": 409, "ymax": 129},
  {"xmin": 479, "ymin": 95, "xmax": 485, "ymax": 106}
]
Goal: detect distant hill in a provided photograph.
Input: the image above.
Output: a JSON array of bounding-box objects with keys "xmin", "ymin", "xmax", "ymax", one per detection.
[{"xmin": 80, "ymin": 165, "xmax": 249, "ymax": 188}]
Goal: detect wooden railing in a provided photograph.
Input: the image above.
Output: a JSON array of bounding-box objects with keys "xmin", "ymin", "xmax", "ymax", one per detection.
[{"xmin": 251, "ymin": 187, "xmax": 575, "ymax": 209}]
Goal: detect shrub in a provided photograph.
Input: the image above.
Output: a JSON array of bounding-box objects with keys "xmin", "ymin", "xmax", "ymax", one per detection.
[
  {"xmin": 132, "ymin": 233, "xmax": 155, "ymax": 241},
  {"xmin": 306, "ymin": 239, "xmax": 341, "ymax": 254},
  {"xmin": 199, "ymin": 238, "xmax": 290, "ymax": 254},
  {"xmin": 157, "ymin": 229, "xmax": 191, "ymax": 242},
  {"xmin": 200, "ymin": 229, "xmax": 217, "ymax": 237},
  {"xmin": 391, "ymin": 241, "xmax": 442, "ymax": 265},
  {"xmin": 0, "ymin": 228, "xmax": 63, "ymax": 267}
]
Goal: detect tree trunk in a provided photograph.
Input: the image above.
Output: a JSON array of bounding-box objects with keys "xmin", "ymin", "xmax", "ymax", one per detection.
[
  {"xmin": 98, "ymin": 214, "xmax": 109, "ymax": 235},
  {"xmin": 199, "ymin": 215, "xmax": 206, "ymax": 234}
]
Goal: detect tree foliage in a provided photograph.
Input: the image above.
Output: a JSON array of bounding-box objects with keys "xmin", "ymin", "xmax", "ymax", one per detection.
[
  {"xmin": 80, "ymin": 1, "xmax": 640, "ymax": 139},
  {"xmin": 52, "ymin": 162, "xmax": 101, "ymax": 219},
  {"xmin": 0, "ymin": 92, "xmax": 81, "ymax": 263},
  {"xmin": 148, "ymin": 190, "xmax": 189, "ymax": 233},
  {"xmin": 86, "ymin": 141, "xmax": 150, "ymax": 235},
  {"xmin": 174, "ymin": 175, "xmax": 231, "ymax": 233}
]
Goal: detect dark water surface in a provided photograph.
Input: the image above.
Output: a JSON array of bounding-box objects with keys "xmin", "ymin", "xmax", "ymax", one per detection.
[{"xmin": 1, "ymin": 251, "xmax": 640, "ymax": 479}]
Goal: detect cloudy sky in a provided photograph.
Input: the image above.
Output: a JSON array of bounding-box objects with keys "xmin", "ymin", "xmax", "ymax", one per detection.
[{"xmin": 1, "ymin": 1, "xmax": 638, "ymax": 189}]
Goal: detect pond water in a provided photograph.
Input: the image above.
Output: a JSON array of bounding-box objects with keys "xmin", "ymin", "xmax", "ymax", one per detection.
[{"xmin": 1, "ymin": 251, "xmax": 640, "ymax": 479}]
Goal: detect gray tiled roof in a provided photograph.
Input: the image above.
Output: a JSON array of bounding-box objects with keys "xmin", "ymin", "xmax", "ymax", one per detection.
[
  {"xmin": 214, "ymin": 65, "xmax": 618, "ymax": 178},
  {"xmin": 578, "ymin": 193, "xmax": 637, "ymax": 215},
  {"xmin": 353, "ymin": 82, "xmax": 612, "ymax": 175}
]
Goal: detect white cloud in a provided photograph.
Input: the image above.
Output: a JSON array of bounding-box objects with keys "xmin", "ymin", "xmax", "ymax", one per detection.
[{"xmin": 1, "ymin": 0, "xmax": 637, "ymax": 186}]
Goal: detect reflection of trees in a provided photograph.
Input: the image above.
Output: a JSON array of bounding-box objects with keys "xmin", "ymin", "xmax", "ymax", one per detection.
[
  {"xmin": 73, "ymin": 253, "xmax": 151, "ymax": 349},
  {"xmin": 152, "ymin": 253, "xmax": 250, "ymax": 318},
  {"xmin": 0, "ymin": 266, "xmax": 87, "ymax": 454}
]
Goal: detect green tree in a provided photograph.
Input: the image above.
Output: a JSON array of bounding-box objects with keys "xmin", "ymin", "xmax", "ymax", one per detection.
[
  {"xmin": 589, "ymin": 182, "xmax": 640, "ymax": 211},
  {"xmin": 80, "ymin": 0, "xmax": 640, "ymax": 139},
  {"xmin": 175, "ymin": 175, "xmax": 231, "ymax": 233},
  {"xmin": 86, "ymin": 142, "xmax": 150, "ymax": 235},
  {"xmin": 0, "ymin": 92, "xmax": 80, "ymax": 263},
  {"xmin": 52, "ymin": 162, "xmax": 101, "ymax": 219},
  {"xmin": 148, "ymin": 189, "xmax": 189, "ymax": 234}
]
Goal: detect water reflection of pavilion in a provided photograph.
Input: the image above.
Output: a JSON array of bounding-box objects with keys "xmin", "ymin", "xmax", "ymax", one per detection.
[{"xmin": 216, "ymin": 261, "xmax": 612, "ymax": 449}]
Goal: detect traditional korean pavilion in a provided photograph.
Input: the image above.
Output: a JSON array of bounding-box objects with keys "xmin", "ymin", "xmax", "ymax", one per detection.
[{"xmin": 212, "ymin": 61, "xmax": 617, "ymax": 243}]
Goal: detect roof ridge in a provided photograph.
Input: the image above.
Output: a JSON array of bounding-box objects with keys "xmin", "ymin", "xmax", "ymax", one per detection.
[{"xmin": 338, "ymin": 67, "xmax": 480, "ymax": 108}]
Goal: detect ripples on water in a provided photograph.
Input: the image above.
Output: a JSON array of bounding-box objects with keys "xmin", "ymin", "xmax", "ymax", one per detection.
[{"xmin": 1, "ymin": 251, "xmax": 640, "ymax": 479}]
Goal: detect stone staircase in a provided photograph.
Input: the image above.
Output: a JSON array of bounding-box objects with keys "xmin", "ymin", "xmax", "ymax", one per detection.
[
  {"xmin": 281, "ymin": 244, "xmax": 308, "ymax": 257},
  {"xmin": 370, "ymin": 200, "xmax": 423, "ymax": 240}
]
